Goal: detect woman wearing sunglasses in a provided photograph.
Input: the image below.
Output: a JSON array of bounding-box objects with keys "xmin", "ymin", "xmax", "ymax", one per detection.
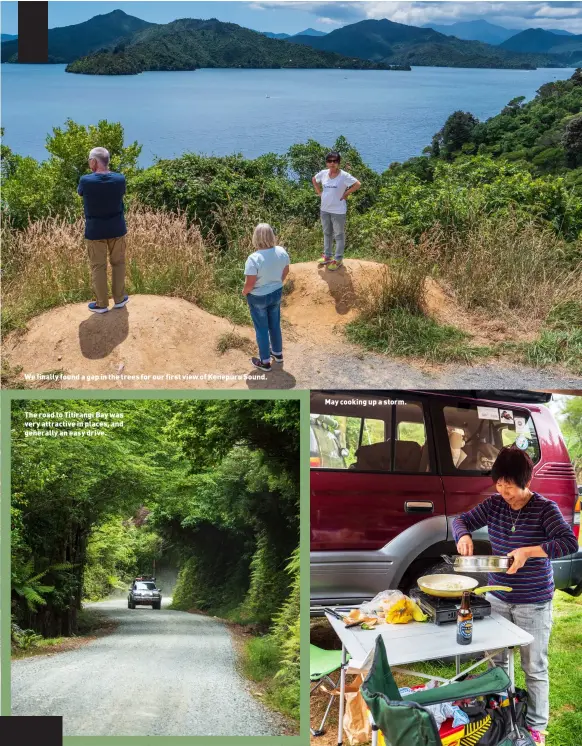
[{"xmin": 312, "ymin": 152, "xmax": 361, "ymax": 271}]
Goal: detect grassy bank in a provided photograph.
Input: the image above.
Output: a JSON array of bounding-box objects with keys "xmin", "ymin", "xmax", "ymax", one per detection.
[{"xmin": 310, "ymin": 591, "xmax": 582, "ymax": 746}]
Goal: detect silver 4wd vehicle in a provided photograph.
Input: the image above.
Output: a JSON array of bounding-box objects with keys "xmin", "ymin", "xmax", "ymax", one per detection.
[{"xmin": 128, "ymin": 577, "xmax": 162, "ymax": 609}]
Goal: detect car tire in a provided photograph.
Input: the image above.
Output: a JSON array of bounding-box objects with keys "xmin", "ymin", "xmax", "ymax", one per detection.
[{"xmin": 153, "ymin": 602, "xmax": 161, "ymax": 610}]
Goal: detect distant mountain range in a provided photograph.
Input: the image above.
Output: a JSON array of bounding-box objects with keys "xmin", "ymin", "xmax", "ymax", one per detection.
[
  {"xmin": 1, "ymin": 9, "xmax": 152, "ymax": 62},
  {"xmin": 423, "ymin": 20, "xmax": 516, "ymax": 45},
  {"xmin": 262, "ymin": 28, "xmax": 327, "ymax": 40},
  {"xmin": 1, "ymin": 33, "xmax": 17, "ymax": 42},
  {"xmin": 65, "ymin": 17, "xmax": 399, "ymax": 75},
  {"xmin": 500, "ymin": 28, "xmax": 582, "ymax": 64},
  {"xmin": 422, "ymin": 19, "xmax": 574, "ymax": 46},
  {"xmin": 2, "ymin": 9, "xmax": 577, "ymax": 72},
  {"xmin": 289, "ymin": 18, "xmax": 554, "ymax": 69}
]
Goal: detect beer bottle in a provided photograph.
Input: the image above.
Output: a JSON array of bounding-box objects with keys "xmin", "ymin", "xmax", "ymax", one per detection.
[{"xmin": 457, "ymin": 591, "xmax": 473, "ymax": 646}]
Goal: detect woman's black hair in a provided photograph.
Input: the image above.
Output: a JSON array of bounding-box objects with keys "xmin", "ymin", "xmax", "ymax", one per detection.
[
  {"xmin": 491, "ymin": 445, "xmax": 533, "ymax": 489},
  {"xmin": 325, "ymin": 151, "xmax": 341, "ymax": 162}
]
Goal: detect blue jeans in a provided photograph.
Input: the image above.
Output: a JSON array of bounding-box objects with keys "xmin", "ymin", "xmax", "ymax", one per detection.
[{"xmin": 247, "ymin": 288, "xmax": 283, "ymax": 363}]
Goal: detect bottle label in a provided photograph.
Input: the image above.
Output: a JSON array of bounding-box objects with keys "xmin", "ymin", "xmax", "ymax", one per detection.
[{"xmin": 458, "ymin": 620, "xmax": 473, "ymax": 640}]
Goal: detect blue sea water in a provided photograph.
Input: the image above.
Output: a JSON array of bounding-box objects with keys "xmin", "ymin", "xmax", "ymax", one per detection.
[{"xmin": 1, "ymin": 64, "xmax": 573, "ymax": 171}]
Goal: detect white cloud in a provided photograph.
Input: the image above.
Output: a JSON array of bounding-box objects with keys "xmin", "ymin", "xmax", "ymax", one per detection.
[{"xmin": 252, "ymin": 1, "xmax": 582, "ymax": 32}]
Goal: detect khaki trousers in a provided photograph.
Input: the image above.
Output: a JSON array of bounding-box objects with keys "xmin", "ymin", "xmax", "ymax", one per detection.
[{"xmin": 86, "ymin": 236, "xmax": 126, "ymax": 308}]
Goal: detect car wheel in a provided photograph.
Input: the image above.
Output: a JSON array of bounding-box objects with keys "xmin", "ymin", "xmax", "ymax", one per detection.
[{"xmin": 153, "ymin": 602, "xmax": 161, "ymax": 610}]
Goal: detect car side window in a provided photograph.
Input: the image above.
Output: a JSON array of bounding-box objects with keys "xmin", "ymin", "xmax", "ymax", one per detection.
[
  {"xmin": 310, "ymin": 396, "xmax": 431, "ymax": 473},
  {"xmin": 443, "ymin": 404, "xmax": 540, "ymax": 472}
]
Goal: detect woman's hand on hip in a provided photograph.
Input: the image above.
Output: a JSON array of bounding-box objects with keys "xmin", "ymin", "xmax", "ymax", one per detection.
[{"xmin": 456, "ymin": 535, "xmax": 474, "ymax": 556}]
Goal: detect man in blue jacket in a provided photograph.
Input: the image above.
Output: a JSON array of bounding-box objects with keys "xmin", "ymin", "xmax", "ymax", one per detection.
[{"xmin": 78, "ymin": 147, "xmax": 129, "ymax": 313}]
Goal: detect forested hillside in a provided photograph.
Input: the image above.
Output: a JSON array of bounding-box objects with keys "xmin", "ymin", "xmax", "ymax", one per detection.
[
  {"xmin": 65, "ymin": 18, "xmax": 397, "ymax": 74},
  {"xmin": 1, "ymin": 9, "xmax": 153, "ymax": 63},
  {"xmin": 424, "ymin": 68, "xmax": 582, "ymax": 182},
  {"xmin": 288, "ymin": 18, "xmax": 556, "ymax": 69},
  {"xmin": 11, "ymin": 399, "xmax": 300, "ymax": 716}
]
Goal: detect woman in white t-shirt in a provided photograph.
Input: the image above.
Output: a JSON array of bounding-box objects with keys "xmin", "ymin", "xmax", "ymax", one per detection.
[
  {"xmin": 242, "ymin": 223, "xmax": 290, "ymax": 372},
  {"xmin": 312, "ymin": 151, "xmax": 361, "ymax": 271}
]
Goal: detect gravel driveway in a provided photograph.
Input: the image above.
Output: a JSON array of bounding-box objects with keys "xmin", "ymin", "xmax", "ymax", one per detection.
[{"xmin": 11, "ymin": 598, "xmax": 285, "ymax": 736}]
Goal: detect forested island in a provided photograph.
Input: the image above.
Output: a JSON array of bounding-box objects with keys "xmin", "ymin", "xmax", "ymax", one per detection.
[{"xmin": 65, "ymin": 18, "xmax": 407, "ymax": 74}]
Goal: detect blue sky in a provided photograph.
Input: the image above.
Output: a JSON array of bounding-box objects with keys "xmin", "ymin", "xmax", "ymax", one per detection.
[{"xmin": 2, "ymin": 1, "xmax": 582, "ymax": 35}]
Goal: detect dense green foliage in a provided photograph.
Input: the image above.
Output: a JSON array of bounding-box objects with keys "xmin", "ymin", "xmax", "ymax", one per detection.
[
  {"xmin": 427, "ymin": 69, "xmax": 582, "ymax": 185},
  {"xmin": 289, "ymin": 18, "xmax": 556, "ymax": 69},
  {"xmin": 66, "ymin": 18, "xmax": 395, "ymax": 75},
  {"xmin": 561, "ymin": 396, "xmax": 582, "ymax": 481},
  {"xmin": 11, "ymin": 399, "xmax": 300, "ymax": 715},
  {"xmin": 1, "ymin": 119, "xmax": 141, "ymax": 229},
  {"xmin": 1, "ymin": 9, "xmax": 152, "ymax": 63}
]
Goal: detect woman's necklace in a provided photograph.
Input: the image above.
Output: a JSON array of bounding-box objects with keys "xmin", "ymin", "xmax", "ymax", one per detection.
[
  {"xmin": 510, "ymin": 508, "xmax": 523, "ymax": 533},
  {"xmin": 509, "ymin": 491, "xmax": 532, "ymax": 533}
]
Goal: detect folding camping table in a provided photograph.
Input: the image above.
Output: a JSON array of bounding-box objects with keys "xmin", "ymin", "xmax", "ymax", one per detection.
[{"xmin": 325, "ymin": 609, "xmax": 534, "ymax": 746}]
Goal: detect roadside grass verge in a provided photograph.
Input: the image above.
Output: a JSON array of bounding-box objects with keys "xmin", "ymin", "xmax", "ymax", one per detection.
[
  {"xmin": 240, "ymin": 633, "xmax": 299, "ymax": 722},
  {"xmin": 310, "ymin": 591, "xmax": 582, "ymax": 746},
  {"xmin": 508, "ymin": 301, "xmax": 582, "ymax": 375},
  {"xmin": 11, "ymin": 608, "xmax": 118, "ymax": 660}
]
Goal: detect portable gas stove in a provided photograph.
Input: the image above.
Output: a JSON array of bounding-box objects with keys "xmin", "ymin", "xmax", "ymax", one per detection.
[{"xmin": 410, "ymin": 588, "xmax": 492, "ymax": 626}]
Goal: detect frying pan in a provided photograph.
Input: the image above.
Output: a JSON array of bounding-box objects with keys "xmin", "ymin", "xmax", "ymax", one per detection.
[
  {"xmin": 441, "ymin": 554, "xmax": 514, "ymax": 574},
  {"xmin": 417, "ymin": 573, "xmax": 512, "ymax": 599}
]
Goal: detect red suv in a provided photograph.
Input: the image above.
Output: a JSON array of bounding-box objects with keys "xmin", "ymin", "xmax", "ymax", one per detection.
[{"xmin": 310, "ymin": 390, "xmax": 582, "ymax": 607}]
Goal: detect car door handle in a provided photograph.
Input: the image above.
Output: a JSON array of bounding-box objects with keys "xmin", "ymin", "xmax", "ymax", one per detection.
[{"xmin": 405, "ymin": 501, "xmax": 434, "ymax": 513}]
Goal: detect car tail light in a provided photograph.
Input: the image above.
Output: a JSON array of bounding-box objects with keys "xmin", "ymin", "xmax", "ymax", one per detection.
[
  {"xmin": 573, "ymin": 496, "xmax": 581, "ymax": 541},
  {"xmin": 310, "ymin": 456, "xmax": 321, "ymax": 468}
]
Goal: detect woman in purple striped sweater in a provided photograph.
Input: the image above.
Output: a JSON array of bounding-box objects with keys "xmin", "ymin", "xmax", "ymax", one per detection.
[{"xmin": 452, "ymin": 445, "xmax": 578, "ymax": 746}]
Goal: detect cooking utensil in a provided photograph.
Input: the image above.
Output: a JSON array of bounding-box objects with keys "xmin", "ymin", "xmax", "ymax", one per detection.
[
  {"xmin": 323, "ymin": 607, "xmax": 344, "ymax": 621},
  {"xmin": 417, "ymin": 573, "xmax": 512, "ymax": 599},
  {"xmin": 441, "ymin": 554, "xmax": 514, "ymax": 573}
]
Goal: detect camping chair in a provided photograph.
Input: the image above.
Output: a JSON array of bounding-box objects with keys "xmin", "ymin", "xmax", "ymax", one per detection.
[
  {"xmin": 361, "ymin": 636, "xmax": 534, "ymax": 746},
  {"xmin": 310, "ymin": 644, "xmax": 346, "ymax": 737}
]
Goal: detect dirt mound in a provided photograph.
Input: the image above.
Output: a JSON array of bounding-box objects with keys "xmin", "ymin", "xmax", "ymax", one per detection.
[
  {"xmin": 3, "ymin": 261, "xmax": 560, "ymax": 389},
  {"xmin": 4, "ymin": 296, "xmax": 259, "ymax": 389},
  {"xmin": 284, "ymin": 259, "xmax": 384, "ymax": 331},
  {"xmin": 285, "ymin": 259, "xmax": 488, "ymax": 338}
]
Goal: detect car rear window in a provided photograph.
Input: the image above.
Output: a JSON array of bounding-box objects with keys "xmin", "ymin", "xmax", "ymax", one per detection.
[{"xmin": 443, "ymin": 403, "xmax": 540, "ymax": 472}]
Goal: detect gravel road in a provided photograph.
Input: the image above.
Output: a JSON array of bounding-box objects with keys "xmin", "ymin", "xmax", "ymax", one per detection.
[{"xmin": 11, "ymin": 598, "xmax": 287, "ymax": 736}]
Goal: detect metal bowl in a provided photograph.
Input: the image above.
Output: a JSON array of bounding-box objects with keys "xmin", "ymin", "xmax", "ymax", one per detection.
[{"xmin": 442, "ymin": 554, "xmax": 514, "ymax": 573}]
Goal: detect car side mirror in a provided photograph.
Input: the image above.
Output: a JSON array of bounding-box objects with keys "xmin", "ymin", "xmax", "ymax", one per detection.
[{"xmin": 158, "ymin": 588, "xmax": 162, "ymax": 592}]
